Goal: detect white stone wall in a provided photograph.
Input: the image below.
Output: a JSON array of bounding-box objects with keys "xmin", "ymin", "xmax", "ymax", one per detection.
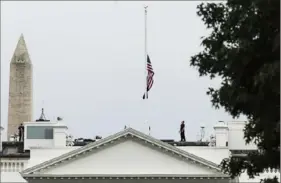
[
  {"xmin": 177, "ymin": 146, "xmax": 230, "ymax": 164},
  {"xmin": 42, "ymin": 139, "xmax": 218, "ymax": 175},
  {"xmin": 23, "ymin": 121, "xmax": 68, "ymax": 150},
  {"xmin": 53, "ymin": 128, "xmax": 67, "ymax": 148},
  {"xmin": 1, "ymin": 172, "xmax": 27, "ymax": 183},
  {"xmin": 26, "ymin": 147, "xmax": 79, "ymax": 168},
  {"xmin": 227, "ymin": 122, "xmax": 256, "ymax": 150},
  {"xmin": 24, "ymin": 139, "xmax": 54, "ymax": 150}
]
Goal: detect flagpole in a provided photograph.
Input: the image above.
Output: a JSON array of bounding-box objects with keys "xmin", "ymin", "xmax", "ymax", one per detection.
[
  {"xmin": 144, "ymin": 5, "xmax": 148, "ymax": 99},
  {"xmin": 144, "ymin": 5, "xmax": 150, "ymax": 135}
]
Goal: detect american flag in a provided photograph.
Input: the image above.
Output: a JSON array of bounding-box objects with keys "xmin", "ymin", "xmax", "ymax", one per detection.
[{"xmin": 143, "ymin": 55, "xmax": 154, "ymax": 99}]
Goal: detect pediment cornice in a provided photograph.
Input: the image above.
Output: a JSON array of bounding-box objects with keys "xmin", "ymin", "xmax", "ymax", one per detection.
[{"xmin": 22, "ymin": 128, "xmax": 224, "ymax": 175}]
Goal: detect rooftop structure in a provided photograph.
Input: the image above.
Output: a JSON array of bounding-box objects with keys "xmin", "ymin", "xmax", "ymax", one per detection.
[{"xmin": 1, "ymin": 118, "xmax": 279, "ymax": 183}]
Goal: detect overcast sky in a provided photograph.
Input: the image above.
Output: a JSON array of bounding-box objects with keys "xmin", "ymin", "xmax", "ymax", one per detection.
[{"xmin": 1, "ymin": 1, "xmax": 246, "ymax": 141}]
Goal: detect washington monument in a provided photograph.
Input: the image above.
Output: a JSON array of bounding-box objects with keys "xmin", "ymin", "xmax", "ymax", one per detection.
[{"xmin": 7, "ymin": 34, "xmax": 33, "ymax": 138}]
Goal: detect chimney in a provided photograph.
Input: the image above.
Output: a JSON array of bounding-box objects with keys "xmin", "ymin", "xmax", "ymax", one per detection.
[{"xmin": 214, "ymin": 121, "xmax": 228, "ymax": 147}]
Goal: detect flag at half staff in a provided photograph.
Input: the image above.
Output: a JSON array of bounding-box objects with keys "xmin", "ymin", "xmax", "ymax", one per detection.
[{"xmin": 143, "ymin": 55, "xmax": 155, "ymax": 99}]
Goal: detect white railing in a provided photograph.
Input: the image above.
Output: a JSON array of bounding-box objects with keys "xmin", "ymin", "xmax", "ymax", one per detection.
[{"xmin": 0, "ymin": 160, "xmax": 26, "ymax": 172}]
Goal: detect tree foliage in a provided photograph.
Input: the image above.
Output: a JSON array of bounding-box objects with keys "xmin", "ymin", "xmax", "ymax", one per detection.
[{"xmin": 190, "ymin": 0, "xmax": 280, "ymax": 182}]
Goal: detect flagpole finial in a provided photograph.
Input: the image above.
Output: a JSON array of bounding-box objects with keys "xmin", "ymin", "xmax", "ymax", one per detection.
[{"xmin": 144, "ymin": 5, "xmax": 148, "ymax": 12}]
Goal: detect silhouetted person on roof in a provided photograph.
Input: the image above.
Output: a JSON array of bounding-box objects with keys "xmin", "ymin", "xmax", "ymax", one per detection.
[
  {"xmin": 18, "ymin": 123, "xmax": 24, "ymax": 142},
  {"xmin": 179, "ymin": 121, "xmax": 186, "ymax": 142}
]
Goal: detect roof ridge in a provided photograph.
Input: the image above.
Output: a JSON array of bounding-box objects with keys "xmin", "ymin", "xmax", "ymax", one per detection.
[{"xmin": 128, "ymin": 128, "xmax": 219, "ymax": 168}]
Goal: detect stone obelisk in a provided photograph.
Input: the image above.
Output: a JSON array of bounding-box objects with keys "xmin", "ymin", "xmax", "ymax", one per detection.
[{"xmin": 7, "ymin": 34, "xmax": 33, "ymax": 138}]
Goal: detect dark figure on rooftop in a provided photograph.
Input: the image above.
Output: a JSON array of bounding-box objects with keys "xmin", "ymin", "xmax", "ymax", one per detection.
[
  {"xmin": 18, "ymin": 123, "xmax": 24, "ymax": 142},
  {"xmin": 180, "ymin": 121, "xmax": 186, "ymax": 142}
]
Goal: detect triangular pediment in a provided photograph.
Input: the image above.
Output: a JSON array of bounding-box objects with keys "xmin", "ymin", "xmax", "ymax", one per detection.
[{"xmin": 22, "ymin": 128, "xmax": 225, "ymax": 176}]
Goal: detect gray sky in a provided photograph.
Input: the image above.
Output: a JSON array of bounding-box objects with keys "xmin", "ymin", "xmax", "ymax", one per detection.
[{"xmin": 1, "ymin": 1, "xmax": 246, "ymax": 141}]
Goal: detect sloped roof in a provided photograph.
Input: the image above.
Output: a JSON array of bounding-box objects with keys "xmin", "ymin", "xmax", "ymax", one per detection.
[{"xmin": 22, "ymin": 128, "xmax": 223, "ymax": 175}]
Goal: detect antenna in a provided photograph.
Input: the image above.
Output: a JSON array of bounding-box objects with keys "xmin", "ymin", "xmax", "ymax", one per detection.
[
  {"xmin": 200, "ymin": 125, "xmax": 205, "ymax": 142},
  {"xmin": 42, "ymin": 100, "xmax": 45, "ymax": 114},
  {"xmin": 39, "ymin": 108, "xmax": 46, "ymax": 120},
  {"xmin": 36, "ymin": 108, "xmax": 50, "ymax": 122}
]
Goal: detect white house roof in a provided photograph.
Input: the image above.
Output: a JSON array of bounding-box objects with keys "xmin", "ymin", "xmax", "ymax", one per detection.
[{"xmin": 22, "ymin": 128, "xmax": 223, "ymax": 175}]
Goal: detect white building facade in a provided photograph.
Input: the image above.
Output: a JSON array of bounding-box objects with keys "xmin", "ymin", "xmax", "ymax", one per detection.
[{"xmin": 0, "ymin": 121, "xmax": 279, "ymax": 183}]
